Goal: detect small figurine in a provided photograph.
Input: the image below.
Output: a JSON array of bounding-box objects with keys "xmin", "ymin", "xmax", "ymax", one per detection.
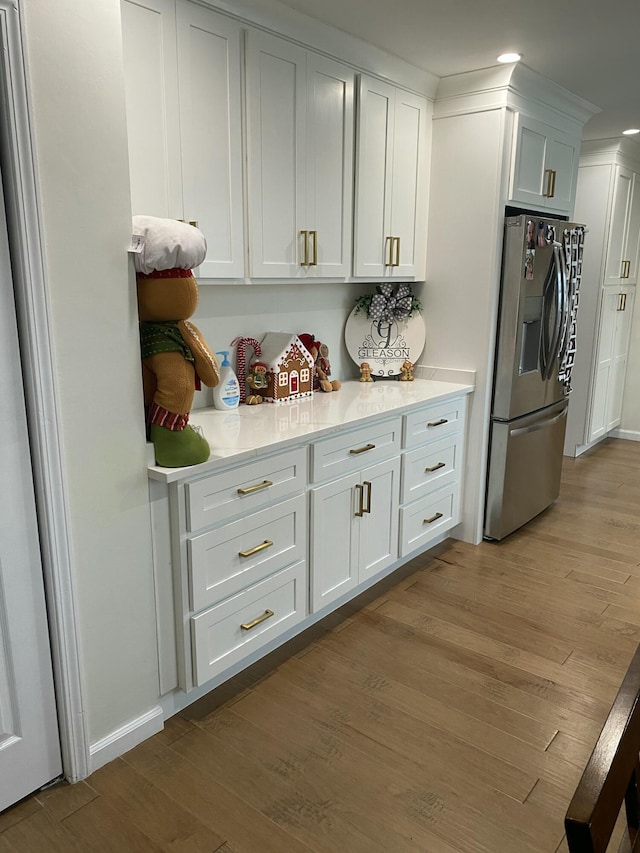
[
  {"xmin": 399, "ymin": 360, "xmax": 415, "ymax": 381},
  {"xmin": 360, "ymin": 362, "xmax": 373, "ymax": 382},
  {"xmin": 246, "ymin": 361, "xmax": 268, "ymax": 404}
]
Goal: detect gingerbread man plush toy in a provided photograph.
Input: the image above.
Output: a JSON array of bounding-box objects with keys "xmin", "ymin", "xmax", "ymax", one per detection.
[{"xmin": 133, "ymin": 215, "xmax": 220, "ymax": 467}]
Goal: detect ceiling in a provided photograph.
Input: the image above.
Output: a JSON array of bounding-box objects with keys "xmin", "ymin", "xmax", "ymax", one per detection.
[{"xmin": 275, "ymin": 0, "xmax": 640, "ymax": 144}]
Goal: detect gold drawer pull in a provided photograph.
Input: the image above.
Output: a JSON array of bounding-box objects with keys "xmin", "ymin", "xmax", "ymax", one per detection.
[
  {"xmin": 427, "ymin": 418, "xmax": 448, "ymax": 428},
  {"xmin": 237, "ymin": 480, "xmax": 273, "ymax": 495},
  {"xmin": 349, "ymin": 443, "xmax": 376, "ymax": 455},
  {"xmin": 424, "ymin": 512, "xmax": 444, "ymax": 525},
  {"xmin": 238, "ymin": 539, "xmax": 273, "ymax": 559},
  {"xmin": 425, "ymin": 462, "xmax": 446, "ymax": 473},
  {"xmin": 241, "ymin": 609, "xmax": 274, "ymax": 631}
]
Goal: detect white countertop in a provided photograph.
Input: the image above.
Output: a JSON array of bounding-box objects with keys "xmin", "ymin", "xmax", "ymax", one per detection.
[{"xmin": 148, "ymin": 378, "xmax": 474, "ymax": 483}]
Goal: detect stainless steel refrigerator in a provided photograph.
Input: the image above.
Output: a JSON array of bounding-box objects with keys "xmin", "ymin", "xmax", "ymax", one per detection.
[{"xmin": 484, "ymin": 213, "xmax": 586, "ymax": 541}]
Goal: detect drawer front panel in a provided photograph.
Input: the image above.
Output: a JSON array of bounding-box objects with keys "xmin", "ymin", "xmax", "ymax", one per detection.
[
  {"xmin": 188, "ymin": 494, "xmax": 307, "ymax": 612},
  {"xmin": 185, "ymin": 447, "xmax": 307, "ymax": 531},
  {"xmin": 403, "ymin": 397, "xmax": 466, "ymax": 449},
  {"xmin": 399, "ymin": 487, "xmax": 460, "ymax": 557},
  {"xmin": 310, "ymin": 417, "xmax": 402, "ymax": 483},
  {"xmin": 401, "ymin": 435, "xmax": 461, "ymax": 504},
  {"xmin": 191, "ymin": 560, "xmax": 307, "ymax": 686}
]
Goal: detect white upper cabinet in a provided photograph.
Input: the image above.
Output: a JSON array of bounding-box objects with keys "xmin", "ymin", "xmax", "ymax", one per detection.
[
  {"xmin": 121, "ymin": 0, "xmax": 181, "ymax": 221},
  {"xmin": 245, "ymin": 30, "xmax": 354, "ymax": 278},
  {"xmin": 122, "ymin": 0, "xmax": 245, "ymax": 278},
  {"xmin": 354, "ymin": 76, "xmax": 429, "ymax": 279},
  {"xmin": 509, "ymin": 113, "xmax": 580, "ymax": 215},
  {"xmin": 603, "ymin": 166, "xmax": 640, "ymax": 286}
]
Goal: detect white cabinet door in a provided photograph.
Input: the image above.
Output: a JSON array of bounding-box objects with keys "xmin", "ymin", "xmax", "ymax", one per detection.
[
  {"xmin": 304, "ymin": 53, "xmax": 354, "ymax": 277},
  {"xmin": 309, "ymin": 472, "xmax": 360, "ymax": 611},
  {"xmin": 589, "ymin": 285, "xmax": 636, "ymax": 441},
  {"xmin": 354, "ymin": 76, "xmax": 428, "ymax": 278},
  {"xmin": 604, "ymin": 167, "xmax": 640, "ymax": 286},
  {"xmin": 588, "ymin": 288, "xmax": 616, "ymax": 442},
  {"xmin": 509, "ymin": 114, "xmax": 579, "ymax": 214},
  {"xmin": 245, "ymin": 31, "xmax": 306, "ymax": 278},
  {"xmin": 122, "ymin": 0, "xmax": 244, "ymax": 278},
  {"xmin": 121, "ymin": 0, "xmax": 182, "ymax": 220},
  {"xmin": 176, "ymin": 3, "xmax": 244, "ymax": 278},
  {"xmin": 607, "ymin": 286, "xmax": 635, "ymax": 431},
  {"xmin": 358, "ymin": 456, "xmax": 400, "ymax": 583},
  {"xmin": 604, "ymin": 166, "xmax": 634, "ymax": 286},
  {"xmin": 245, "ymin": 31, "xmax": 354, "ymax": 278}
]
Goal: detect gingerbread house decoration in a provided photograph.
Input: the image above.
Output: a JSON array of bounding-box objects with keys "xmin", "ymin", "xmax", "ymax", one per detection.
[{"xmin": 254, "ymin": 333, "xmax": 314, "ymax": 403}]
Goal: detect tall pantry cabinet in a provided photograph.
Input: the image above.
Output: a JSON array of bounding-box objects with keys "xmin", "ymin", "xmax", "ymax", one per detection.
[{"xmin": 564, "ymin": 140, "xmax": 640, "ymax": 453}]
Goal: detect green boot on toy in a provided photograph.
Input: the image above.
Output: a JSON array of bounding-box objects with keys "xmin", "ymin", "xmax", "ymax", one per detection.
[{"xmin": 151, "ymin": 424, "xmax": 210, "ymax": 467}]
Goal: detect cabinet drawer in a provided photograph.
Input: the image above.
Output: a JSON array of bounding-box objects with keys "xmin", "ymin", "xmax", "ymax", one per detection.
[
  {"xmin": 403, "ymin": 398, "xmax": 465, "ymax": 448},
  {"xmin": 188, "ymin": 494, "xmax": 306, "ymax": 612},
  {"xmin": 185, "ymin": 447, "xmax": 307, "ymax": 531},
  {"xmin": 401, "ymin": 435, "xmax": 462, "ymax": 504},
  {"xmin": 399, "ymin": 487, "xmax": 460, "ymax": 557},
  {"xmin": 191, "ymin": 560, "xmax": 307, "ymax": 686},
  {"xmin": 310, "ymin": 417, "xmax": 402, "ymax": 483}
]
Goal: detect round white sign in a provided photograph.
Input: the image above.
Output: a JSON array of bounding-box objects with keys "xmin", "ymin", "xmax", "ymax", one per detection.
[{"xmin": 344, "ymin": 308, "xmax": 426, "ymax": 377}]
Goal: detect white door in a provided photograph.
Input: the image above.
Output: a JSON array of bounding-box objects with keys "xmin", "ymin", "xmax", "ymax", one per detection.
[{"xmin": 0, "ymin": 182, "xmax": 61, "ymax": 812}]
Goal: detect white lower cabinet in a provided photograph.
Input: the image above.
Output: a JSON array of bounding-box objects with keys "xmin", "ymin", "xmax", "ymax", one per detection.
[
  {"xmin": 309, "ymin": 456, "xmax": 400, "ymax": 612},
  {"xmin": 151, "ymin": 386, "xmax": 470, "ymax": 699},
  {"xmin": 588, "ymin": 285, "xmax": 635, "ymax": 441}
]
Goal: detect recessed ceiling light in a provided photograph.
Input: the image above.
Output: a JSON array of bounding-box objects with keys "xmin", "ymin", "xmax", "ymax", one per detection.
[
  {"xmin": 497, "ymin": 53, "xmax": 522, "ymax": 64},
  {"xmin": 622, "ymin": 128, "xmax": 640, "ymax": 136}
]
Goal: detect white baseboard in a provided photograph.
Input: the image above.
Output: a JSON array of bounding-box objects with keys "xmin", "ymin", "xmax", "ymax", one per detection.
[
  {"xmin": 89, "ymin": 705, "xmax": 164, "ymax": 774},
  {"xmin": 611, "ymin": 428, "xmax": 640, "ymax": 442}
]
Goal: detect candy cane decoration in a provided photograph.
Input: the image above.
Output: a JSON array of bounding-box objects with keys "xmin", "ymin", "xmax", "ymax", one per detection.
[{"xmin": 231, "ymin": 336, "xmax": 262, "ymax": 403}]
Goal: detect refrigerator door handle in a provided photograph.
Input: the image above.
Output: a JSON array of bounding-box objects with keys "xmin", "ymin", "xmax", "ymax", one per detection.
[
  {"xmin": 510, "ymin": 405, "xmax": 567, "ymax": 438},
  {"xmin": 541, "ymin": 244, "xmax": 564, "ymax": 380}
]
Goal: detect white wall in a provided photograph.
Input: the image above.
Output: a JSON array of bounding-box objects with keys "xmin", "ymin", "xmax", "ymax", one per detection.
[
  {"xmin": 190, "ymin": 281, "xmax": 373, "ymax": 410},
  {"xmin": 21, "ymin": 0, "xmax": 160, "ymax": 744}
]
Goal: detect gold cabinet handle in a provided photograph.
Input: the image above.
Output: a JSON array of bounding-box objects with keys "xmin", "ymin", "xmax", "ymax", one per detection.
[
  {"xmin": 622, "ymin": 292, "xmax": 627, "ymax": 311},
  {"xmin": 300, "ymin": 230, "xmax": 309, "ymax": 266},
  {"xmin": 621, "ymin": 260, "xmax": 631, "ymax": 279},
  {"xmin": 393, "ymin": 236, "xmax": 400, "ymax": 267},
  {"xmin": 355, "ymin": 483, "xmax": 364, "ymax": 517},
  {"xmin": 549, "ymin": 169, "xmax": 556, "ymax": 198},
  {"xmin": 543, "ymin": 168, "xmax": 554, "ymax": 198},
  {"xmin": 310, "ymin": 230, "xmax": 318, "ymax": 266},
  {"xmin": 349, "ymin": 443, "xmax": 376, "ymax": 455},
  {"xmin": 237, "ymin": 480, "xmax": 273, "ymax": 496},
  {"xmin": 238, "ymin": 539, "xmax": 273, "ymax": 559},
  {"xmin": 241, "ymin": 609, "xmax": 274, "ymax": 631},
  {"xmin": 424, "ymin": 512, "xmax": 444, "ymax": 525},
  {"xmin": 363, "ymin": 480, "xmax": 372, "ymax": 514},
  {"xmin": 385, "ymin": 235, "xmax": 394, "ymax": 266},
  {"xmin": 427, "ymin": 418, "xmax": 448, "ymax": 428},
  {"xmin": 425, "ymin": 462, "xmax": 446, "ymax": 473},
  {"xmin": 178, "ymin": 219, "xmax": 199, "ymax": 228}
]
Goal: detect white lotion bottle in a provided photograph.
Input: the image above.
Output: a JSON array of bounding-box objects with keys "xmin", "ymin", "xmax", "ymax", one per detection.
[{"xmin": 212, "ymin": 350, "xmax": 240, "ymax": 410}]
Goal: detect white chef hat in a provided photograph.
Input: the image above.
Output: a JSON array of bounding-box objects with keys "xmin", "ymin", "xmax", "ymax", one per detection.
[{"xmin": 132, "ymin": 215, "xmax": 207, "ymax": 275}]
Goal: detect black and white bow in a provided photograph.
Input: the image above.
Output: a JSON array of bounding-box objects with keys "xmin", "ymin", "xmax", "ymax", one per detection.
[{"xmin": 369, "ymin": 283, "xmax": 413, "ymax": 323}]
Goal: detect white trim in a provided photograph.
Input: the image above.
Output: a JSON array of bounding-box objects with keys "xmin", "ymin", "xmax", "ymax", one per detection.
[
  {"xmin": 89, "ymin": 707, "xmax": 164, "ymax": 774},
  {"xmin": 611, "ymin": 428, "xmax": 640, "ymax": 442},
  {"xmin": 0, "ymin": 2, "xmax": 89, "ymax": 781}
]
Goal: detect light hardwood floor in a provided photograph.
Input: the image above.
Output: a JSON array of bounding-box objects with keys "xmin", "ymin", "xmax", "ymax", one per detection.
[{"xmin": 3, "ymin": 436, "xmax": 640, "ymax": 852}]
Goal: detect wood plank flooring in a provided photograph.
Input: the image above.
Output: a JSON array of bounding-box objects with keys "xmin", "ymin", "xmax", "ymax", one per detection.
[{"xmin": 3, "ymin": 436, "xmax": 640, "ymax": 852}]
